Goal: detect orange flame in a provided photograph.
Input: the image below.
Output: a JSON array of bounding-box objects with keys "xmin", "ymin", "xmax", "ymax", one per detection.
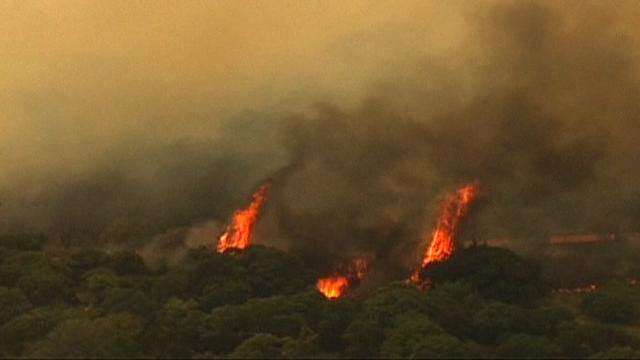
[
  {"xmin": 316, "ymin": 258, "xmax": 368, "ymax": 300},
  {"xmin": 217, "ymin": 183, "xmax": 270, "ymax": 253},
  {"xmin": 410, "ymin": 182, "xmax": 479, "ymax": 284},
  {"xmin": 316, "ymin": 276, "xmax": 350, "ymax": 299}
]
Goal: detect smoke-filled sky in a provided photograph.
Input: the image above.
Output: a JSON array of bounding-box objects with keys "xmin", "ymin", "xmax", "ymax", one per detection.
[
  {"xmin": 3, "ymin": 1, "xmax": 640, "ymax": 272},
  {"xmin": 1, "ymin": 0, "xmax": 467, "ymax": 179},
  {"xmin": 0, "ymin": 1, "xmax": 469, "ymax": 233}
]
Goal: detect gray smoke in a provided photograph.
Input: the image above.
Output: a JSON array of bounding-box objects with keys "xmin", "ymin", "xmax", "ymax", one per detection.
[
  {"xmin": 266, "ymin": 0, "xmax": 640, "ymax": 274},
  {"xmin": 2, "ymin": 1, "xmax": 640, "ymax": 276}
]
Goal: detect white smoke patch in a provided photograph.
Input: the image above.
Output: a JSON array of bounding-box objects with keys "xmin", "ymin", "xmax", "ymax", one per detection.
[
  {"xmin": 137, "ymin": 220, "xmax": 224, "ymax": 267},
  {"xmin": 185, "ymin": 220, "xmax": 225, "ymax": 251}
]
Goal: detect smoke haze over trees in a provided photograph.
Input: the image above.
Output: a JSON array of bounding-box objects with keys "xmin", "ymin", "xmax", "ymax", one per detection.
[
  {"xmin": 3, "ymin": 1, "xmax": 640, "ymax": 274},
  {"xmin": 3, "ymin": 2, "xmax": 640, "ymax": 357}
]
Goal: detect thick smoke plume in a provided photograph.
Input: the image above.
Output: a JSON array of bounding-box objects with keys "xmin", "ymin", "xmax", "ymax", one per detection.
[
  {"xmin": 2, "ymin": 1, "xmax": 640, "ymax": 277},
  {"xmin": 267, "ymin": 0, "xmax": 640, "ymax": 275}
]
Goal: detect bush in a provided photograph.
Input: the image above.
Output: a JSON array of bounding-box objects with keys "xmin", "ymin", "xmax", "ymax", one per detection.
[
  {"xmin": 424, "ymin": 246, "xmax": 548, "ymax": 305},
  {"xmin": 555, "ymin": 322, "xmax": 638, "ymax": 357},
  {"xmin": 109, "ymin": 251, "xmax": 147, "ymax": 275},
  {"xmin": 230, "ymin": 334, "xmax": 287, "ymax": 358},
  {"xmin": 0, "ymin": 287, "xmax": 32, "ymax": 323},
  {"xmin": 69, "ymin": 249, "xmax": 111, "ymax": 273},
  {"xmin": 0, "ymin": 234, "xmax": 47, "ymax": 251},
  {"xmin": 497, "ymin": 334, "xmax": 562, "ymax": 358},
  {"xmin": 379, "ymin": 313, "xmax": 444, "ymax": 357},
  {"xmin": 28, "ymin": 314, "xmax": 143, "ymax": 358},
  {"xmin": 591, "ymin": 346, "xmax": 640, "ymax": 359},
  {"xmin": 412, "ymin": 334, "xmax": 478, "ymax": 359},
  {"xmin": 16, "ymin": 272, "xmax": 73, "ymax": 306},
  {"xmin": 582, "ymin": 284, "xmax": 637, "ymax": 324}
]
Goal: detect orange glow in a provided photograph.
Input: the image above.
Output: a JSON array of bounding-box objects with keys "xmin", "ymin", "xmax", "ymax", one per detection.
[
  {"xmin": 316, "ymin": 276, "xmax": 350, "ymax": 299},
  {"xmin": 316, "ymin": 258, "xmax": 368, "ymax": 300},
  {"xmin": 409, "ymin": 269, "xmax": 422, "ymax": 285},
  {"xmin": 422, "ymin": 182, "xmax": 479, "ymax": 266},
  {"xmin": 410, "ymin": 182, "xmax": 479, "ymax": 284},
  {"xmin": 351, "ymin": 258, "xmax": 368, "ymax": 280},
  {"xmin": 217, "ymin": 183, "xmax": 270, "ymax": 253}
]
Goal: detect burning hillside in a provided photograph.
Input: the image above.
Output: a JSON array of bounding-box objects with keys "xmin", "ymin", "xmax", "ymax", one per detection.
[{"xmin": 216, "ymin": 181, "xmax": 481, "ymax": 299}]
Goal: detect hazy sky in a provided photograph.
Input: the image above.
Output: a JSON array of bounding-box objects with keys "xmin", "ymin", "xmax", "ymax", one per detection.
[
  {"xmin": 0, "ymin": 0, "xmax": 474, "ymax": 188},
  {"xmin": 4, "ymin": 1, "xmax": 640, "ymax": 250}
]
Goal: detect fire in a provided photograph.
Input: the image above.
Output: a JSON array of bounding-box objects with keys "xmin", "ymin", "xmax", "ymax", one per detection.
[
  {"xmin": 410, "ymin": 182, "xmax": 480, "ymax": 284},
  {"xmin": 316, "ymin": 276, "xmax": 350, "ymax": 299},
  {"xmin": 316, "ymin": 258, "xmax": 368, "ymax": 299},
  {"xmin": 217, "ymin": 183, "xmax": 270, "ymax": 253}
]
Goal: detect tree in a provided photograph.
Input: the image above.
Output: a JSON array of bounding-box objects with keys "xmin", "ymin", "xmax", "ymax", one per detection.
[
  {"xmin": 361, "ymin": 283, "xmax": 430, "ymax": 323},
  {"xmin": 316, "ymin": 299, "xmax": 357, "ymax": 352},
  {"xmin": 206, "ymin": 295, "xmax": 309, "ymax": 354},
  {"xmin": 280, "ymin": 332, "xmax": 319, "ymax": 358},
  {"xmin": 150, "ymin": 269, "xmax": 190, "ymax": 301},
  {"xmin": 425, "ymin": 246, "xmax": 548, "ymax": 305},
  {"xmin": 181, "ymin": 251, "xmax": 240, "ymax": 297},
  {"xmin": 412, "ymin": 334, "xmax": 478, "ymax": 359},
  {"xmin": 16, "ymin": 271, "xmax": 73, "ymax": 306},
  {"xmin": 235, "ymin": 246, "xmax": 315, "ymax": 297},
  {"xmin": 68, "ymin": 249, "xmax": 111, "ymax": 273},
  {"xmin": 555, "ymin": 322, "xmax": 637, "ymax": 358},
  {"xmin": 423, "ymin": 281, "xmax": 482, "ymax": 339},
  {"xmin": 81, "ymin": 267, "xmax": 121, "ymax": 305},
  {"xmin": 0, "ymin": 251, "xmax": 51, "ymax": 287},
  {"xmin": 109, "ymin": 250, "xmax": 147, "ymax": 276},
  {"xmin": 379, "ymin": 313, "xmax": 444, "ymax": 358},
  {"xmin": 515, "ymin": 305, "xmax": 574, "ymax": 337},
  {"xmin": 0, "ymin": 234, "xmax": 47, "ymax": 251},
  {"xmin": 229, "ymin": 334, "xmax": 287, "ymax": 359},
  {"xmin": 582, "ymin": 283, "xmax": 637, "ymax": 324},
  {"xmin": 342, "ymin": 283, "xmax": 429, "ymax": 357},
  {"xmin": 0, "ymin": 306, "xmax": 83, "ymax": 357},
  {"xmin": 497, "ymin": 334, "xmax": 562, "ymax": 358},
  {"xmin": 28, "ymin": 313, "xmax": 143, "ymax": 358},
  {"xmin": 144, "ymin": 298, "xmax": 211, "ymax": 358},
  {"xmin": 343, "ymin": 317, "xmax": 383, "ymax": 358},
  {"xmin": 591, "ymin": 346, "xmax": 640, "ymax": 359},
  {"xmin": 100, "ymin": 287, "xmax": 158, "ymax": 318},
  {"xmin": 197, "ymin": 281, "xmax": 251, "ymax": 311},
  {"xmin": 471, "ymin": 301, "xmax": 521, "ymax": 344},
  {"xmin": 0, "ymin": 287, "xmax": 32, "ymax": 323}
]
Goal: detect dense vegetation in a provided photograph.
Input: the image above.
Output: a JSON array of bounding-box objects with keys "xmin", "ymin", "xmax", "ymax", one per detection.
[{"xmin": 2, "ymin": 234, "xmax": 640, "ymax": 358}]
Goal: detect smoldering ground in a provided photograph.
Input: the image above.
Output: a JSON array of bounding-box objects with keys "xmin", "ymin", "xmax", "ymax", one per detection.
[{"xmin": 2, "ymin": 1, "xmax": 640, "ymax": 276}]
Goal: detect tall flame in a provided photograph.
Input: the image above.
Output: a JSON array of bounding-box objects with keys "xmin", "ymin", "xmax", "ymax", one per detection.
[
  {"xmin": 410, "ymin": 182, "xmax": 479, "ymax": 284},
  {"xmin": 422, "ymin": 182, "xmax": 479, "ymax": 267},
  {"xmin": 217, "ymin": 183, "xmax": 270, "ymax": 253},
  {"xmin": 316, "ymin": 258, "xmax": 368, "ymax": 300}
]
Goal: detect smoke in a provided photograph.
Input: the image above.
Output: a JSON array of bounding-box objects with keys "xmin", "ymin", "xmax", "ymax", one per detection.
[
  {"xmin": 2, "ymin": 1, "xmax": 640, "ymax": 276},
  {"xmin": 0, "ymin": 0, "xmax": 461, "ymax": 241},
  {"xmin": 266, "ymin": 0, "xmax": 640, "ymax": 274}
]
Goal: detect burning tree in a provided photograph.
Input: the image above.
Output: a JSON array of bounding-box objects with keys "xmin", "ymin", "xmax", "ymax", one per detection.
[
  {"xmin": 217, "ymin": 183, "xmax": 270, "ymax": 253},
  {"xmin": 316, "ymin": 258, "xmax": 368, "ymax": 299},
  {"xmin": 410, "ymin": 182, "xmax": 480, "ymax": 285}
]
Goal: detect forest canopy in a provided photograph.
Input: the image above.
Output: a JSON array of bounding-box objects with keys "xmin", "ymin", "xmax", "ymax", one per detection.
[{"xmin": 2, "ymin": 233, "xmax": 640, "ymax": 359}]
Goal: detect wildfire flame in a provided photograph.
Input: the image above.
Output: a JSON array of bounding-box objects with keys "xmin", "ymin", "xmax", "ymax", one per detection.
[
  {"xmin": 217, "ymin": 183, "xmax": 270, "ymax": 253},
  {"xmin": 316, "ymin": 258, "xmax": 368, "ymax": 300},
  {"xmin": 316, "ymin": 276, "xmax": 350, "ymax": 300},
  {"xmin": 410, "ymin": 182, "xmax": 480, "ymax": 284}
]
